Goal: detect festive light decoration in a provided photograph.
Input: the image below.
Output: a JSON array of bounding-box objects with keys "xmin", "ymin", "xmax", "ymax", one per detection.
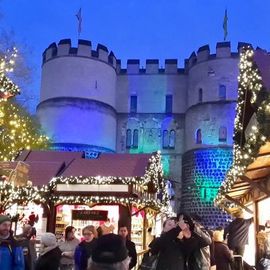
[
  {"xmin": 49, "ymin": 151, "xmax": 164, "ymax": 193},
  {"xmin": 0, "ymin": 47, "xmax": 50, "ymax": 211},
  {"xmin": 41, "ymin": 151, "xmax": 172, "ymax": 214},
  {"xmin": 0, "ymin": 181, "xmax": 39, "ymax": 213},
  {"xmin": 0, "ymin": 47, "xmax": 49, "ymax": 161},
  {"xmin": 0, "ymin": 99, "xmax": 50, "ymax": 161},
  {"xmin": 215, "ymin": 47, "xmax": 269, "ymax": 208},
  {"xmin": 0, "ymin": 47, "xmax": 20, "ymax": 99}
]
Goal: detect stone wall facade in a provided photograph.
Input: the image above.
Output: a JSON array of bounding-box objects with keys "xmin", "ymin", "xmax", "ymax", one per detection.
[{"xmin": 182, "ymin": 147, "xmax": 233, "ymax": 227}]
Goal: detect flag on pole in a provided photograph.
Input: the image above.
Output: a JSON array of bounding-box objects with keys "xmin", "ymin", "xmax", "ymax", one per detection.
[
  {"xmin": 76, "ymin": 8, "xmax": 82, "ymax": 36},
  {"xmin": 223, "ymin": 9, "xmax": 228, "ymax": 41}
]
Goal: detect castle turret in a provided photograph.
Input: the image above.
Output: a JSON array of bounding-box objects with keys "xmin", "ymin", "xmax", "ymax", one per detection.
[
  {"xmin": 37, "ymin": 39, "xmax": 117, "ymax": 152},
  {"xmin": 181, "ymin": 42, "xmax": 245, "ymax": 226}
]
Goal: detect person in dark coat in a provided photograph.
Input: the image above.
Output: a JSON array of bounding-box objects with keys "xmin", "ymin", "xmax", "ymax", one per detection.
[
  {"xmin": 224, "ymin": 209, "xmax": 253, "ymax": 256},
  {"xmin": 74, "ymin": 225, "xmax": 97, "ymax": 270},
  {"xmin": 213, "ymin": 230, "xmax": 233, "ymax": 270},
  {"xmin": 0, "ymin": 215, "xmax": 25, "ymax": 270},
  {"xmin": 16, "ymin": 224, "xmax": 37, "ymax": 270},
  {"xmin": 149, "ymin": 218, "xmax": 185, "ymax": 270},
  {"xmin": 88, "ymin": 233, "xmax": 130, "ymax": 270},
  {"xmin": 118, "ymin": 225, "xmax": 137, "ymax": 269},
  {"xmin": 176, "ymin": 213, "xmax": 212, "ymax": 270},
  {"xmin": 35, "ymin": 233, "xmax": 61, "ymax": 270}
]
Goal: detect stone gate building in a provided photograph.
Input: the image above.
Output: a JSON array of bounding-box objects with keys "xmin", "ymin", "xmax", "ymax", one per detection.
[{"xmin": 37, "ymin": 39, "xmax": 250, "ymax": 226}]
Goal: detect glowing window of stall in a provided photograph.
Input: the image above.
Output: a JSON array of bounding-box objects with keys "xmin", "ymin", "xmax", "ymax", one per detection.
[
  {"xmin": 7, "ymin": 203, "xmax": 45, "ymax": 237},
  {"xmin": 55, "ymin": 204, "xmax": 119, "ymax": 240}
]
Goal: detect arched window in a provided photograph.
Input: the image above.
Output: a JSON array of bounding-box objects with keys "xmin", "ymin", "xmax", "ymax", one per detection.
[
  {"xmin": 219, "ymin": 126, "xmax": 227, "ymax": 142},
  {"xmin": 133, "ymin": 129, "xmax": 139, "ymax": 148},
  {"xmin": 219, "ymin": 85, "xmax": 226, "ymax": 100},
  {"xmin": 198, "ymin": 88, "xmax": 203, "ymax": 103},
  {"xmin": 162, "ymin": 130, "xmax": 169, "ymax": 148},
  {"xmin": 196, "ymin": 129, "xmax": 202, "ymax": 144},
  {"xmin": 169, "ymin": 130, "xmax": 176, "ymax": 148},
  {"xmin": 126, "ymin": 129, "xmax": 132, "ymax": 148}
]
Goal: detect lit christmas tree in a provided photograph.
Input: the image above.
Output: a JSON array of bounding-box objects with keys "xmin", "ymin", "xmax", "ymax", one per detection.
[
  {"xmin": 0, "ymin": 47, "xmax": 49, "ymax": 213},
  {"xmin": 0, "ymin": 47, "xmax": 49, "ymax": 161}
]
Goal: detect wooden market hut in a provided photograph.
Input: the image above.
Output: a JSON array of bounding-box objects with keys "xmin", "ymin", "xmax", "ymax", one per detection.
[
  {"xmin": 215, "ymin": 46, "xmax": 270, "ymax": 261},
  {"xmin": 1, "ymin": 150, "xmax": 168, "ymax": 249}
]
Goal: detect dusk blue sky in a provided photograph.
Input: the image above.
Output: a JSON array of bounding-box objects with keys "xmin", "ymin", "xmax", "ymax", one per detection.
[{"xmin": 1, "ymin": 0, "xmax": 270, "ymax": 112}]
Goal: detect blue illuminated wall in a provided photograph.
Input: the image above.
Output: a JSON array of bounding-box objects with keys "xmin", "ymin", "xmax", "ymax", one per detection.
[{"xmin": 182, "ymin": 147, "xmax": 232, "ymax": 227}]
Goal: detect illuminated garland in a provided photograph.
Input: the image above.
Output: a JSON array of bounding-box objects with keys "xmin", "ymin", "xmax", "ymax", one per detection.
[
  {"xmin": 0, "ymin": 152, "xmax": 172, "ymax": 214},
  {"xmin": 215, "ymin": 47, "xmax": 269, "ymax": 208},
  {"xmin": 43, "ymin": 151, "xmax": 172, "ymax": 214},
  {"xmin": 49, "ymin": 151, "xmax": 164, "ymax": 193},
  {"xmin": 0, "ymin": 181, "xmax": 39, "ymax": 213}
]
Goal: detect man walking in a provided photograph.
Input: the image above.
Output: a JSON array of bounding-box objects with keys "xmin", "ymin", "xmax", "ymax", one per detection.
[{"xmin": 119, "ymin": 225, "xmax": 137, "ymax": 269}]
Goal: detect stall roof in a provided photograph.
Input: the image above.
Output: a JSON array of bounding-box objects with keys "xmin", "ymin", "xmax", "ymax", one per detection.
[
  {"xmin": 0, "ymin": 160, "xmax": 65, "ymax": 186},
  {"xmin": 61, "ymin": 153, "xmax": 152, "ymax": 177},
  {"xmin": 1, "ymin": 150, "xmax": 154, "ymax": 186},
  {"xmin": 225, "ymin": 141, "xmax": 270, "ymax": 208},
  {"xmin": 16, "ymin": 150, "xmax": 83, "ymax": 164}
]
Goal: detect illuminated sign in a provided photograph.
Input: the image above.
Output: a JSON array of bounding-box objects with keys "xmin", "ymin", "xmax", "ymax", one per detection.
[
  {"xmin": 56, "ymin": 184, "xmax": 129, "ymax": 193},
  {"xmin": 72, "ymin": 210, "xmax": 108, "ymax": 221}
]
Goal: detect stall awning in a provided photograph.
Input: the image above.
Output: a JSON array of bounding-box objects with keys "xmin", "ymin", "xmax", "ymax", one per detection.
[{"xmin": 225, "ymin": 142, "xmax": 270, "ymax": 210}]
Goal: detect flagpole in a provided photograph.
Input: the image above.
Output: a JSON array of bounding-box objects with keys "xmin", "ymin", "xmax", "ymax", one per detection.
[
  {"xmin": 76, "ymin": 8, "xmax": 82, "ymax": 39},
  {"xmin": 223, "ymin": 8, "xmax": 228, "ymax": 41}
]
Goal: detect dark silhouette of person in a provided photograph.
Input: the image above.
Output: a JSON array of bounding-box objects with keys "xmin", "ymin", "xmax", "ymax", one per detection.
[{"xmin": 224, "ymin": 209, "xmax": 253, "ymax": 256}]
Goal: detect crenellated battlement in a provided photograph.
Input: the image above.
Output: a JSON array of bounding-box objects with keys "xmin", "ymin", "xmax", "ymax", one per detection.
[
  {"xmin": 186, "ymin": 42, "xmax": 253, "ymax": 69},
  {"xmin": 116, "ymin": 41, "xmax": 249, "ymax": 75},
  {"xmin": 42, "ymin": 40, "xmax": 253, "ymax": 75},
  {"xmin": 117, "ymin": 58, "xmax": 185, "ymax": 75},
  {"xmin": 42, "ymin": 39, "xmax": 117, "ymax": 68}
]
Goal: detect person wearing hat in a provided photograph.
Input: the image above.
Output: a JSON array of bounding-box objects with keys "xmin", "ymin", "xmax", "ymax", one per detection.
[
  {"xmin": 35, "ymin": 232, "xmax": 62, "ymax": 270},
  {"xmin": 0, "ymin": 214, "xmax": 25, "ymax": 269},
  {"xmin": 88, "ymin": 233, "xmax": 130, "ymax": 270}
]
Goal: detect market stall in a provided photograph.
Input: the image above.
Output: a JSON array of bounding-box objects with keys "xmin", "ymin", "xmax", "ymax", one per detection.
[
  {"xmin": 42, "ymin": 151, "xmax": 170, "ymax": 251},
  {"xmin": 215, "ymin": 46, "xmax": 270, "ymax": 265}
]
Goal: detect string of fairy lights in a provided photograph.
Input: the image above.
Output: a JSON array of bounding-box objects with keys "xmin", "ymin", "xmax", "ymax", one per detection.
[
  {"xmin": 215, "ymin": 47, "xmax": 270, "ymax": 208},
  {"xmin": 0, "ymin": 47, "xmax": 50, "ymax": 211},
  {"xmin": 49, "ymin": 151, "xmax": 164, "ymax": 192},
  {"xmin": 0, "ymin": 48, "xmax": 20, "ymax": 99},
  {"xmin": 1, "ymin": 151, "xmax": 172, "ymax": 215},
  {"xmin": 43, "ymin": 151, "xmax": 171, "ymax": 213}
]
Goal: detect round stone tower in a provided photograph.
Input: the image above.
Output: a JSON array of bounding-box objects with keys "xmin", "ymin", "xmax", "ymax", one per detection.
[
  {"xmin": 181, "ymin": 42, "xmax": 244, "ymax": 227},
  {"xmin": 37, "ymin": 39, "xmax": 117, "ymax": 152}
]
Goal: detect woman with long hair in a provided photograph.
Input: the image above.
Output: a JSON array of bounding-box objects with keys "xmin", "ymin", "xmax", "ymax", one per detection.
[{"xmin": 59, "ymin": 226, "xmax": 80, "ymax": 270}]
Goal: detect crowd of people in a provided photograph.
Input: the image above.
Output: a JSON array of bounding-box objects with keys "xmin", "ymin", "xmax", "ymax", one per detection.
[
  {"xmin": 0, "ymin": 214, "xmax": 137, "ymax": 270},
  {"xmin": 0, "ymin": 210, "xmax": 256, "ymax": 270}
]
